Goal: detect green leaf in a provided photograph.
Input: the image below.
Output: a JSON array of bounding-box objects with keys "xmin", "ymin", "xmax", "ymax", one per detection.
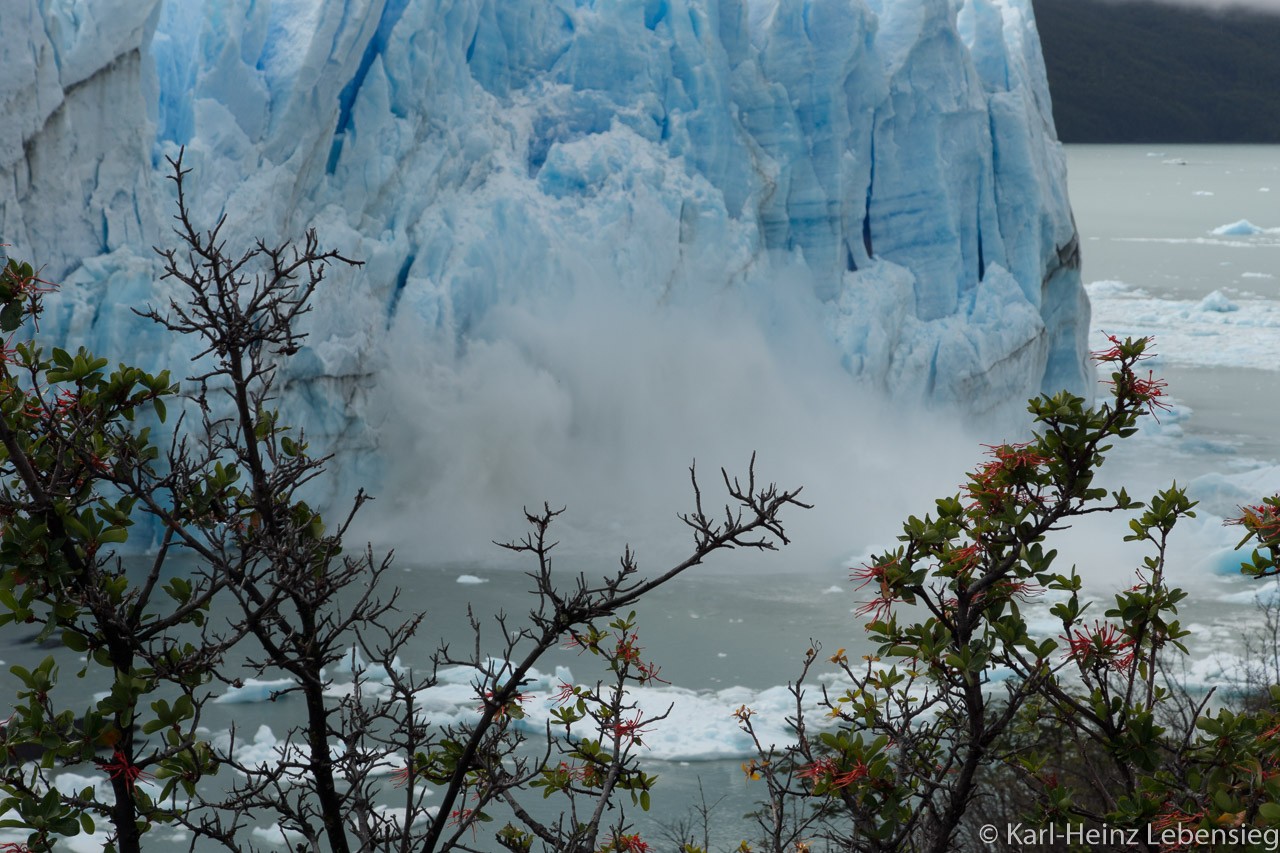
[
  {"xmin": 98, "ymin": 527, "xmax": 129, "ymax": 545},
  {"xmin": 0, "ymin": 301, "xmax": 23, "ymax": 333},
  {"xmin": 61, "ymin": 631, "xmax": 89, "ymax": 654}
]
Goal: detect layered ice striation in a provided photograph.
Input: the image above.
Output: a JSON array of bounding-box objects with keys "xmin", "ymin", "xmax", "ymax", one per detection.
[{"xmin": 2, "ymin": 0, "xmax": 1089, "ymax": 519}]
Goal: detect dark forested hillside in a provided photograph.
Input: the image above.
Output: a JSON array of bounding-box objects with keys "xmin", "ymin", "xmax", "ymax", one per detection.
[{"xmin": 1031, "ymin": 0, "xmax": 1280, "ymax": 142}]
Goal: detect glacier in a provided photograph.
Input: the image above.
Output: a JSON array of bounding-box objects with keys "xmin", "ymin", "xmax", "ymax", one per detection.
[{"xmin": 1, "ymin": 0, "xmax": 1090, "ymax": 554}]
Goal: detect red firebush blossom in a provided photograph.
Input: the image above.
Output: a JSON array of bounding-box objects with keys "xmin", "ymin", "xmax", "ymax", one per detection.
[
  {"xmin": 984, "ymin": 577, "xmax": 1045, "ymax": 603},
  {"xmin": 478, "ymin": 690, "xmax": 529, "ymax": 719},
  {"xmin": 95, "ymin": 748, "xmax": 152, "ymax": 793},
  {"xmin": 610, "ymin": 833, "xmax": 649, "ymax": 853},
  {"xmin": 613, "ymin": 633, "xmax": 669, "ymax": 685},
  {"xmin": 552, "ymin": 680, "xmax": 576, "ymax": 705},
  {"xmin": 797, "ymin": 756, "xmax": 868, "ymax": 790},
  {"xmin": 1090, "ymin": 332, "xmax": 1155, "ymax": 364},
  {"xmin": 852, "ymin": 557, "xmax": 899, "ymax": 622},
  {"xmin": 851, "ymin": 557, "xmax": 895, "ymax": 592},
  {"xmin": 1148, "ymin": 802, "xmax": 1206, "ymax": 852},
  {"xmin": 611, "ymin": 711, "xmax": 655, "ymax": 747},
  {"xmin": 1228, "ymin": 501, "xmax": 1280, "ymax": 542},
  {"xmin": 1061, "ymin": 621, "xmax": 1136, "ymax": 672},
  {"xmin": 963, "ymin": 441, "xmax": 1052, "ymax": 514},
  {"xmin": 854, "ymin": 594, "xmax": 895, "ymax": 624},
  {"xmin": 981, "ymin": 441, "xmax": 1051, "ymax": 471},
  {"xmin": 940, "ymin": 543, "xmax": 982, "ymax": 580},
  {"xmin": 1127, "ymin": 370, "xmax": 1172, "ymax": 419},
  {"xmin": 554, "ymin": 761, "xmax": 598, "ymax": 785}
]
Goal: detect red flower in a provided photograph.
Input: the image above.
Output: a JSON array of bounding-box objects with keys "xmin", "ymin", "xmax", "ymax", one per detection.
[
  {"xmin": 986, "ymin": 577, "xmax": 1044, "ymax": 603},
  {"xmin": 1130, "ymin": 370, "xmax": 1172, "ymax": 419},
  {"xmin": 611, "ymin": 834, "xmax": 649, "ymax": 853},
  {"xmin": 1228, "ymin": 501, "xmax": 1280, "ymax": 541},
  {"xmin": 615, "ymin": 633, "xmax": 642, "ymax": 664},
  {"xmin": 555, "ymin": 761, "xmax": 593, "ymax": 783},
  {"xmin": 1090, "ymin": 332, "xmax": 1155, "ymax": 364},
  {"xmin": 1149, "ymin": 802, "xmax": 1205, "ymax": 852},
  {"xmin": 797, "ymin": 757, "xmax": 868, "ymax": 790},
  {"xmin": 981, "ymin": 441, "xmax": 1051, "ymax": 470},
  {"xmin": 478, "ymin": 690, "xmax": 529, "ymax": 719},
  {"xmin": 854, "ymin": 595, "xmax": 894, "ymax": 623},
  {"xmin": 851, "ymin": 557, "xmax": 895, "ymax": 592},
  {"xmin": 941, "ymin": 544, "xmax": 982, "ymax": 579},
  {"xmin": 634, "ymin": 658, "xmax": 669, "ymax": 685},
  {"xmin": 95, "ymin": 748, "xmax": 152, "ymax": 793},
  {"xmin": 611, "ymin": 711, "xmax": 655, "ymax": 747},
  {"xmin": 1061, "ymin": 621, "xmax": 1136, "ymax": 672},
  {"xmin": 552, "ymin": 680, "xmax": 576, "ymax": 705},
  {"xmin": 852, "ymin": 557, "xmax": 899, "ymax": 622}
]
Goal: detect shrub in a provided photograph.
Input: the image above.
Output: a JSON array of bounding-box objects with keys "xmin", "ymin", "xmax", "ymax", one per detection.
[
  {"xmin": 0, "ymin": 152, "xmax": 807, "ymax": 852},
  {"xmin": 735, "ymin": 335, "xmax": 1280, "ymax": 853}
]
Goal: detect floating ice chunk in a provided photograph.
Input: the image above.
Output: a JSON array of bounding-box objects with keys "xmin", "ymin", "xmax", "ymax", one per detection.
[
  {"xmin": 1211, "ymin": 219, "xmax": 1266, "ymax": 236},
  {"xmin": 1261, "ymin": 187, "xmax": 1272, "ymax": 192},
  {"xmin": 1221, "ymin": 585, "xmax": 1280, "ymax": 607},
  {"xmin": 1192, "ymin": 190, "xmax": 1214, "ymax": 196},
  {"xmin": 1187, "ymin": 465, "xmax": 1280, "ymax": 520},
  {"xmin": 61, "ymin": 831, "xmax": 116, "ymax": 853},
  {"xmin": 373, "ymin": 805, "xmax": 437, "ymax": 831},
  {"xmin": 1085, "ymin": 279, "xmax": 1135, "ymax": 297},
  {"xmin": 1198, "ymin": 290, "xmax": 1239, "ymax": 313},
  {"xmin": 231, "ymin": 725, "xmax": 293, "ymax": 768},
  {"xmin": 334, "ymin": 644, "xmax": 366, "ymax": 675},
  {"xmin": 326, "ymin": 645, "xmax": 407, "ymax": 690},
  {"xmin": 1088, "ymin": 290, "xmax": 1280, "ymax": 371},
  {"xmin": 251, "ymin": 825, "xmax": 306, "ymax": 847},
  {"xmin": 456, "ymin": 574, "xmax": 489, "ymax": 584},
  {"xmin": 215, "ymin": 678, "xmax": 296, "ymax": 704},
  {"xmin": 1242, "ymin": 272, "xmax": 1275, "ymax": 279}
]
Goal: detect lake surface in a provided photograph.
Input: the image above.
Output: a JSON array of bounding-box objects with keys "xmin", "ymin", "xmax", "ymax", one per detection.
[{"xmin": 4, "ymin": 144, "xmax": 1280, "ymax": 849}]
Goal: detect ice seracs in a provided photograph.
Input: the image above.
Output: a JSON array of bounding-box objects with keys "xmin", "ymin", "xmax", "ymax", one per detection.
[{"xmin": 4, "ymin": 0, "xmax": 1090, "ymax": 509}]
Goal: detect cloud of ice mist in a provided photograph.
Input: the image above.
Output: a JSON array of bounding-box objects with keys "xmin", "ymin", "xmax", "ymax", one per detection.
[{"xmin": 355, "ymin": 273, "xmax": 1002, "ymax": 577}]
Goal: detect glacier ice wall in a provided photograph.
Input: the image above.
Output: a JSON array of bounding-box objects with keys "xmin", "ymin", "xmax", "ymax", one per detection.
[{"xmin": 1, "ymin": 0, "xmax": 1089, "ymax": 555}]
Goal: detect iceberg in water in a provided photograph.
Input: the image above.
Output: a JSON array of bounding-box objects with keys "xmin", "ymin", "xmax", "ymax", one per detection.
[
  {"xmin": 1212, "ymin": 219, "xmax": 1266, "ymax": 236},
  {"xmin": 2, "ymin": 0, "xmax": 1089, "ymax": 538}
]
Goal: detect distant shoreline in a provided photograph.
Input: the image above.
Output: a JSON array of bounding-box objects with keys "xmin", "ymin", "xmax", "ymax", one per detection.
[{"xmin": 1033, "ymin": 0, "xmax": 1280, "ymax": 143}]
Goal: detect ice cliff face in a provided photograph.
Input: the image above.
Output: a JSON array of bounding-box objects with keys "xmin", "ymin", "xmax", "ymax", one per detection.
[{"xmin": 1, "ymin": 0, "xmax": 1089, "ymax": 530}]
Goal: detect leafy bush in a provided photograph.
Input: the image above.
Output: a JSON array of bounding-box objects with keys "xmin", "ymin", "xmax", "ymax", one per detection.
[
  {"xmin": 733, "ymin": 335, "xmax": 1280, "ymax": 853},
  {"xmin": 0, "ymin": 153, "xmax": 806, "ymax": 852}
]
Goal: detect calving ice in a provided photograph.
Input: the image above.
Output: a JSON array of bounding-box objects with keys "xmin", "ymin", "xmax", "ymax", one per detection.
[{"xmin": 4, "ymin": 0, "xmax": 1089, "ymax": 524}]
